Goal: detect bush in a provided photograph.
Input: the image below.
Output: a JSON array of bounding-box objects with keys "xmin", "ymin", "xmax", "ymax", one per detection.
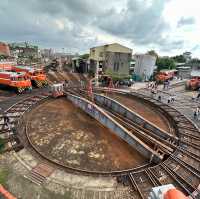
[
  {"xmin": 0, "ymin": 168, "xmax": 9, "ymax": 185},
  {"xmin": 156, "ymin": 57, "xmax": 176, "ymax": 71},
  {"xmin": 0, "ymin": 138, "xmax": 5, "ymax": 153}
]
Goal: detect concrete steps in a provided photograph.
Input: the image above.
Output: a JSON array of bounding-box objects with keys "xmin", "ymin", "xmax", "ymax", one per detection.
[{"xmin": 24, "ymin": 170, "xmax": 46, "ymax": 186}]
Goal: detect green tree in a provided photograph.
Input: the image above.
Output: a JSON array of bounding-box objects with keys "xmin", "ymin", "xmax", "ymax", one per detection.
[
  {"xmin": 172, "ymin": 55, "xmax": 186, "ymax": 63},
  {"xmin": 189, "ymin": 58, "xmax": 200, "ymax": 64},
  {"xmin": 156, "ymin": 57, "xmax": 176, "ymax": 71},
  {"xmin": 0, "ymin": 168, "xmax": 8, "ymax": 185},
  {"xmin": 80, "ymin": 53, "xmax": 89, "ymax": 60},
  {"xmin": 147, "ymin": 50, "xmax": 158, "ymax": 59},
  {"xmin": 0, "ymin": 138, "xmax": 5, "ymax": 152}
]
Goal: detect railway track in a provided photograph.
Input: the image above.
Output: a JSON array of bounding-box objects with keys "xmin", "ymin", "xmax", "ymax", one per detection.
[
  {"xmin": 89, "ymin": 89, "xmax": 200, "ymax": 198},
  {"xmin": 0, "ymin": 86, "xmax": 199, "ymax": 198},
  {"xmin": 0, "ymin": 92, "xmax": 49, "ymax": 153}
]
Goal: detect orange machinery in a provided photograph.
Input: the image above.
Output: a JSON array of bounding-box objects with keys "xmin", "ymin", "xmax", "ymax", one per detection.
[
  {"xmin": 0, "ymin": 71, "xmax": 32, "ymax": 93},
  {"xmin": 0, "ymin": 184, "xmax": 17, "ymax": 199},
  {"xmin": 164, "ymin": 189, "xmax": 188, "ymax": 199},
  {"xmin": 185, "ymin": 77, "xmax": 200, "ymax": 90},
  {"xmin": 148, "ymin": 184, "xmax": 188, "ymax": 199},
  {"xmin": 11, "ymin": 66, "xmax": 48, "ymax": 88},
  {"xmin": 156, "ymin": 70, "xmax": 176, "ymax": 83},
  {"xmin": 0, "ymin": 61, "xmax": 15, "ymax": 71}
]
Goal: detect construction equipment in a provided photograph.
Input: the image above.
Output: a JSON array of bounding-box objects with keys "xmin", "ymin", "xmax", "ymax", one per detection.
[
  {"xmin": 0, "ymin": 184, "xmax": 17, "ymax": 199},
  {"xmin": 156, "ymin": 70, "xmax": 176, "ymax": 83},
  {"xmin": 0, "ymin": 61, "xmax": 15, "ymax": 71},
  {"xmin": 164, "ymin": 189, "xmax": 188, "ymax": 199},
  {"xmin": 185, "ymin": 77, "xmax": 200, "ymax": 90},
  {"xmin": 148, "ymin": 184, "xmax": 188, "ymax": 199},
  {"xmin": 11, "ymin": 66, "xmax": 48, "ymax": 88},
  {"xmin": 50, "ymin": 83, "xmax": 64, "ymax": 98},
  {"xmin": 0, "ymin": 71, "xmax": 32, "ymax": 93}
]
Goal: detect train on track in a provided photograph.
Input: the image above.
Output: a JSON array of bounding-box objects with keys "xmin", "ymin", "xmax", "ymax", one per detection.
[
  {"xmin": 155, "ymin": 70, "xmax": 177, "ymax": 83},
  {"xmin": 11, "ymin": 65, "xmax": 48, "ymax": 88},
  {"xmin": 0, "ymin": 71, "xmax": 32, "ymax": 93},
  {"xmin": 0, "ymin": 61, "xmax": 48, "ymax": 89}
]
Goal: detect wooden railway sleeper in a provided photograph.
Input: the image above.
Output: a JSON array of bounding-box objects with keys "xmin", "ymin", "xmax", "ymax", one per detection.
[
  {"xmin": 177, "ymin": 147, "xmax": 200, "ymax": 161},
  {"xmin": 171, "ymin": 155, "xmax": 200, "ymax": 178},
  {"xmin": 145, "ymin": 169, "xmax": 159, "ymax": 187},
  {"xmin": 177, "ymin": 125, "xmax": 198, "ymax": 132},
  {"xmin": 175, "ymin": 120, "xmax": 192, "ymax": 125},
  {"xmin": 180, "ymin": 139, "xmax": 200, "ymax": 150},
  {"xmin": 128, "ymin": 174, "xmax": 145, "ymax": 199},
  {"xmin": 147, "ymin": 168, "xmax": 163, "ymax": 186},
  {"xmin": 163, "ymin": 162, "xmax": 199, "ymax": 195},
  {"xmin": 180, "ymin": 132, "xmax": 200, "ymax": 141},
  {"xmin": 160, "ymin": 164, "xmax": 194, "ymax": 197}
]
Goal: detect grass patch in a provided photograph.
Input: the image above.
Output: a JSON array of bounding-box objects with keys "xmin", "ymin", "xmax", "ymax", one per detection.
[
  {"xmin": 0, "ymin": 168, "xmax": 9, "ymax": 185},
  {"xmin": 0, "ymin": 138, "xmax": 5, "ymax": 153}
]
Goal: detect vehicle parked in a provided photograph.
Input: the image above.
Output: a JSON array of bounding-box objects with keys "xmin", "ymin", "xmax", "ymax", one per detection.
[
  {"xmin": 185, "ymin": 77, "xmax": 200, "ymax": 90},
  {"xmin": 0, "ymin": 71, "xmax": 32, "ymax": 93},
  {"xmin": 119, "ymin": 79, "xmax": 134, "ymax": 87}
]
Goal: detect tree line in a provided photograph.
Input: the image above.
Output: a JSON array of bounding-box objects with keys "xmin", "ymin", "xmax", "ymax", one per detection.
[{"xmin": 147, "ymin": 50, "xmax": 200, "ymax": 71}]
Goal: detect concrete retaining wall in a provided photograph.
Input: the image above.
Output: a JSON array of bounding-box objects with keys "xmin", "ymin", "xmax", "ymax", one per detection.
[
  {"xmin": 67, "ymin": 93, "xmax": 162, "ymax": 163},
  {"xmin": 93, "ymin": 93, "xmax": 175, "ymax": 141}
]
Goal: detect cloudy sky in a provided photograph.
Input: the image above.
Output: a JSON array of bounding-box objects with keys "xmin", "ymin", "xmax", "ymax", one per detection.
[{"xmin": 0, "ymin": 0, "xmax": 200, "ymax": 57}]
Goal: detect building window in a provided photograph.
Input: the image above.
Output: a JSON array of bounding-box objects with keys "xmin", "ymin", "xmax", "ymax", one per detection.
[
  {"xmin": 114, "ymin": 62, "xmax": 119, "ymax": 72},
  {"xmin": 99, "ymin": 52, "xmax": 103, "ymax": 57},
  {"xmin": 114, "ymin": 62, "xmax": 116, "ymax": 71},
  {"xmin": 92, "ymin": 49, "xmax": 95, "ymax": 56},
  {"xmin": 117, "ymin": 62, "xmax": 119, "ymax": 71}
]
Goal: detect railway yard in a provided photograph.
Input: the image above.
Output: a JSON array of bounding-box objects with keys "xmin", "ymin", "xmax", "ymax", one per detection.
[{"xmin": 0, "ymin": 71, "xmax": 200, "ymax": 199}]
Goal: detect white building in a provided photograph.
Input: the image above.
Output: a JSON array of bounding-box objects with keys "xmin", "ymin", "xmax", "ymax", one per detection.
[
  {"xmin": 134, "ymin": 54, "xmax": 156, "ymax": 81},
  {"xmin": 183, "ymin": 52, "xmax": 192, "ymax": 63}
]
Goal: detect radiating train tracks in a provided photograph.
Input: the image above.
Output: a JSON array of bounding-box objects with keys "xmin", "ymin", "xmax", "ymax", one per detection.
[
  {"xmin": 0, "ymin": 86, "xmax": 199, "ymax": 198},
  {"xmin": 0, "ymin": 92, "xmax": 49, "ymax": 153}
]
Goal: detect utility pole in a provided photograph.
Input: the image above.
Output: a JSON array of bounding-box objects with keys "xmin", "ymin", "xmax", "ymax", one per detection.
[{"xmin": 95, "ymin": 60, "xmax": 99, "ymax": 87}]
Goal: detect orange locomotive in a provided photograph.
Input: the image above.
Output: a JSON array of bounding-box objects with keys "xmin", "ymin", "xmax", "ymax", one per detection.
[
  {"xmin": 12, "ymin": 66, "xmax": 48, "ymax": 88},
  {"xmin": 185, "ymin": 77, "xmax": 200, "ymax": 90},
  {"xmin": 0, "ymin": 61, "xmax": 15, "ymax": 71},
  {"xmin": 156, "ymin": 70, "xmax": 176, "ymax": 83},
  {"xmin": 0, "ymin": 71, "xmax": 32, "ymax": 93},
  {"xmin": 0, "ymin": 184, "xmax": 17, "ymax": 199}
]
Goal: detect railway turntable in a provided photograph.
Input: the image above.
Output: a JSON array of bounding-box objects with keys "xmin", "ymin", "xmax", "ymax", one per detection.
[{"xmin": 0, "ymin": 88, "xmax": 199, "ymax": 199}]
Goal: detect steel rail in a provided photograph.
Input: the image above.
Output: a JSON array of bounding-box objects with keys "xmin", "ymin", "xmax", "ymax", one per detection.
[{"xmin": 1, "ymin": 88, "xmax": 199, "ymax": 199}]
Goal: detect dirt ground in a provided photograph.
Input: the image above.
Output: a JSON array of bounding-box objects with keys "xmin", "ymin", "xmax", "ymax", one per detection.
[
  {"xmin": 0, "ymin": 89, "xmax": 16, "ymax": 102},
  {"xmin": 26, "ymin": 98, "xmax": 147, "ymax": 172},
  {"xmin": 106, "ymin": 92, "xmax": 170, "ymax": 132}
]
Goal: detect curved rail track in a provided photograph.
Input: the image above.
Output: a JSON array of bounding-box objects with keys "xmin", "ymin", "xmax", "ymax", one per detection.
[{"xmin": 0, "ymin": 85, "xmax": 199, "ymax": 198}]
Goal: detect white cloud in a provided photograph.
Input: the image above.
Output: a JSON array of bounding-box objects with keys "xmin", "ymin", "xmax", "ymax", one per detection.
[
  {"xmin": 0, "ymin": 0, "xmax": 200, "ymax": 57},
  {"xmin": 55, "ymin": 20, "xmax": 65, "ymax": 30}
]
